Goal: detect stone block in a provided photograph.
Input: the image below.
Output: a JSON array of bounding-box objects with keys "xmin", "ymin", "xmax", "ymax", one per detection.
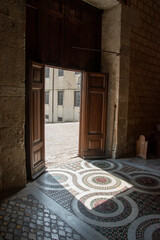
[
  {"xmin": 1, "ymin": 145, "xmax": 26, "ymax": 191},
  {"xmin": 0, "ymin": 0, "xmax": 26, "ymax": 192}
]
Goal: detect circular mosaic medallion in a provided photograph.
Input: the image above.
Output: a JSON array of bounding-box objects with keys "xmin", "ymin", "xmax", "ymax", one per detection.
[
  {"xmin": 47, "ymin": 174, "xmax": 68, "ymax": 184},
  {"xmin": 91, "ymin": 160, "xmax": 122, "ymax": 172},
  {"xmin": 128, "ymin": 214, "xmax": 160, "ymax": 240},
  {"xmin": 81, "ymin": 172, "xmax": 122, "ymax": 191},
  {"xmin": 35, "ymin": 170, "xmax": 72, "ymax": 190},
  {"xmin": 93, "ymin": 162, "xmax": 111, "ymax": 169},
  {"xmin": 72, "ymin": 191, "xmax": 138, "ymax": 227},
  {"xmin": 152, "ymin": 228, "xmax": 160, "ymax": 240},
  {"xmin": 135, "ymin": 176, "xmax": 159, "ymax": 187},
  {"xmin": 92, "ymin": 176, "xmax": 111, "ymax": 185},
  {"xmin": 130, "ymin": 172, "xmax": 160, "ymax": 192},
  {"xmin": 90, "ymin": 198, "xmax": 118, "ymax": 214}
]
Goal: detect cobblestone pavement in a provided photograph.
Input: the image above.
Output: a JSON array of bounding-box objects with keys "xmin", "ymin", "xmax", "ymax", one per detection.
[
  {"xmin": 45, "ymin": 122, "xmax": 160, "ymax": 171},
  {"xmin": 45, "ymin": 122, "xmax": 79, "ymax": 168}
]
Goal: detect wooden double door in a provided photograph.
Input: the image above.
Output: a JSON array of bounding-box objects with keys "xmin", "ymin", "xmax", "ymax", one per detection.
[{"xmin": 26, "ymin": 61, "xmax": 108, "ymax": 178}]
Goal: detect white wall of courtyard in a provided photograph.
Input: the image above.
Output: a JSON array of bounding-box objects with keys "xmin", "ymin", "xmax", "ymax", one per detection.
[{"xmin": 45, "ymin": 68, "xmax": 81, "ymax": 123}]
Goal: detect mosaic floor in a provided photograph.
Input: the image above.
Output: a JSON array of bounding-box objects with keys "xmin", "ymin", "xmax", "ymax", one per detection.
[
  {"xmin": 34, "ymin": 159, "xmax": 160, "ymax": 240},
  {"xmin": 1, "ymin": 158, "xmax": 160, "ymax": 239},
  {"xmin": 0, "ymin": 194, "xmax": 85, "ymax": 240}
]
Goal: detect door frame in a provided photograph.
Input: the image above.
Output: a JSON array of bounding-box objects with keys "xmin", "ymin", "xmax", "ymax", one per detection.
[{"xmin": 26, "ymin": 61, "xmax": 85, "ymax": 178}]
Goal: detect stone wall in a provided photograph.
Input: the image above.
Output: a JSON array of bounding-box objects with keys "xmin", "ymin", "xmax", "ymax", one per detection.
[
  {"xmin": 101, "ymin": 3, "xmax": 140, "ymax": 158},
  {"xmin": 101, "ymin": 4, "xmax": 121, "ymax": 158},
  {"xmin": 126, "ymin": 0, "xmax": 160, "ymax": 155},
  {"xmin": 0, "ymin": 0, "xmax": 26, "ymax": 192}
]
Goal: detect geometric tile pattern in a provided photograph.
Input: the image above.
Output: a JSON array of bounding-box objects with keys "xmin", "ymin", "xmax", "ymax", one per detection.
[
  {"xmin": 34, "ymin": 159, "xmax": 160, "ymax": 239},
  {"xmin": 0, "ymin": 194, "xmax": 85, "ymax": 240}
]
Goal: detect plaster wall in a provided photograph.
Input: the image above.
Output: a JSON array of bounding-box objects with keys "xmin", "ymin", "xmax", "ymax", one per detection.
[
  {"xmin": 46, "ymin": 69, "xmax": 81, "ymax": 123},
  {"xmin": 45, "ymin": 68, "xmax": 54, "ymax": 122},
  {"xmin": 0, "ymin": 0, "xmax": 26, "ymax": 192}
]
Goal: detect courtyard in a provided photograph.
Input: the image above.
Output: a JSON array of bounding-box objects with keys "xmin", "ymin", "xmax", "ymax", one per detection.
[{"xmin": 45, "ymin": 122, "xmax": 79, "ymax": 168}]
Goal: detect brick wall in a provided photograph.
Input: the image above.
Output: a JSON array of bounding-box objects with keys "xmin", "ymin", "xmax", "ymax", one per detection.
[
  {"xmin": 0, "ymin": 0, "xmax": 26, "ymax": 192},
  {"xmin": 126, "ymin": 0, "xmax": 160, "ymax": 155}
]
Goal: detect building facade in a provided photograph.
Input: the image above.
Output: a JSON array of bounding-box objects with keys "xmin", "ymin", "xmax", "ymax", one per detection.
[{"xmin": 45, "ymin": 68, "xmax": 81, "ymax": 123}]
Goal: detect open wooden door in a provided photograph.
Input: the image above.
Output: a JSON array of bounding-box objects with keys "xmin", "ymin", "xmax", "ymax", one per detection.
[
  {"xmin": 79, "ymin": 72, "xmax": 108, "ymax": 158},
  {"xmin": 26, "ymin": 60, "xmax": 46, "ymax": 179}
]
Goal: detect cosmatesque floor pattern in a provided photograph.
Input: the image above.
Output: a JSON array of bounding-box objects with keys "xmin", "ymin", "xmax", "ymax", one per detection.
[{"xmin": 1, "ymin": 158, "xmax": 160, "ymax": 239}]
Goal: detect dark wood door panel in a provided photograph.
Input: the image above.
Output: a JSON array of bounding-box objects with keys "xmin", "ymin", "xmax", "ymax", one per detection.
[
  {"xmin": 26, "ymin": 60, "xmax": 45, "ymax": 179},
  {"xmin": 41, "ymin": 0, "xmax": 65, "ymax": 66},
  {"xmin": 88, "ymin": 135, "xmax": 103, "ymax": 150},
  {"xmin": 26, "ymin": 0, "xmax": 102, "ymax": 71},
  {"xmin": 32, "ymin": 90, "xmax": 41, "ymax": 143},
  {"xmin": 79, "ymin": 72, "xmax": 108, "ymax": 158},
  {"xmin": 88, "ymin": 92, "xmax": 103, "ymax": 133},
  {"xmin": 26, "ymin": 0, "xmax": 41, "ymax": 61}
]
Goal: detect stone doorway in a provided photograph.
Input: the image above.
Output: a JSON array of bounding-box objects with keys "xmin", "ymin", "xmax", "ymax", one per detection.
[{"xmin": 45, "ymin": 67, "xmax": 82, "ymax": 168}]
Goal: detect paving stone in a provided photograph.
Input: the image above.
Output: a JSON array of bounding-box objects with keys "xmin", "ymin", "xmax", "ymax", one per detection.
[
  {"xmin": 5, "ymin": 233, "xmax": 13, "ymax": 240},
  {"xmin": 28, "ymin": 233, "xmax": 36, "ymax": 239},
  {"xmin": 44, "ymin": 232, "xmax": 51, "ymax": 237},
  {"xmin": 6, "ymin": 209, "xmax": 12, "ymax": 214},
  {"xmin": 73, "ymin": 234, "xmax": 81, "ymax": 240},
  {"xmin": 22, "ymin": 232, "xmax": 28, "ymax": 238},
  {"xmin": 0, "ymin": 225, "xmax": 7, "ymax": 231},
  {"xmin": 51, "ymin": 233, "xmax": 59, "ymax": 239},
  {"xmin": 24, "ymin": 216, "xmax": 30, "ymax": 222},
  {"xmin": 58, "ymin": 220, "xmax": 64, "ymax": 226},
  {"xmin": 44, "ymin": 226, "xmax": 51, "ymax": 232},
  {"xmin": 8, "ymin": 228, "xmax": 14, "ymax": 233},
  {"xmin": 67, "ymin": 233, "xmax": 72, "ymax": 237},
  {"xmin": 14, "ymin": 229, "xmax": 21, "ymax": 236},
  {"xmin": 50, "ymin": 214, "xmax": 56, "ymax": 220},
  {"xmin": 0, "ymin": 211, "xmax": 5, "ymax": 216},
  {"xmin": 37, "ymin": 212, "xmax": 43, "ymax": 216},
  {"xmin": 44, "ymin": 221, "xmax": 50, "ymax": 226},
  {"xmin": 65, "ymin": 227, "xmax": 72, "ymax": 233},
  {"xmin": 37, "ymin": 230, "xmax": 43, "ymax": 236},
  {"xmin": 37, "ymin": 220, "xmax": 43, "ymax": 226},
  {"xmin": 59, "ymin": 230, "xmax": 66, "ymax": 236},
  {"xmin": 37, "ymin": 236, "xmax": 43, "ymax": 240},
  {"xmin": 59, "ymin": 237, "xmax": 66, "ymax": 240},
  {"xmin": 30, "ymin": 222, "xmax": 36, "ymax": 229},
  {"xmin": 20, "ymin": 204, "xmax": 25, "ymax": 208}
]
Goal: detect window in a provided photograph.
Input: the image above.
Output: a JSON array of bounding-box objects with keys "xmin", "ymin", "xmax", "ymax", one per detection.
[
  {"xmin": 75, "ymin": 72, "xmax": 80, "ymax": 75},
  {"xmin": 74, "ymin": 91, "xmax": 80, "ymax": 107},
  {"xmin": 58, "ymin": 91, "xmax": 63, "ymax": 105},
  {"xmin": 58, "ymin": 69, "xmax": 64, "ymax": 77},
  {"xmin": 58, "ymin": 117, "xmax": 63, "ymax": 122},
  {"xmin": 45, "ymin": 67, "xmax": 50, "ymax": 78},
  {"xmin": 45, "ymin": 91, "xmax": 49, "ymax": 104}
]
